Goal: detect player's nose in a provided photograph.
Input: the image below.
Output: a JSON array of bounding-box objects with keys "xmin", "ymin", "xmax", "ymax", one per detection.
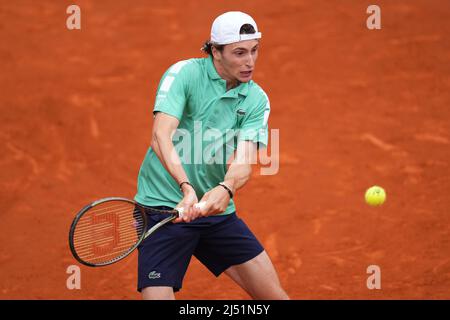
[{"xmin": 245, "ymin": 53, "xmax": 255, "ymax": 68}]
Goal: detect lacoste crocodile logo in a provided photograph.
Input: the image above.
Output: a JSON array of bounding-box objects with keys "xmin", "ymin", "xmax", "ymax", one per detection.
[{"xmin": 148, "ymin": 271, "xmax": 161, "ymax": 279}]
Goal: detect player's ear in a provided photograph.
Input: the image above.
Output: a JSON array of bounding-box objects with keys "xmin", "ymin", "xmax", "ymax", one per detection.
[{"xmin": 211, "ymin": 45, "xmax": 222, "ymax": 61}]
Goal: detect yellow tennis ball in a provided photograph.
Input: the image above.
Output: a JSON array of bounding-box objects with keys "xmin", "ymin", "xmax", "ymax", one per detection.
[{"xmin": 365, "ymin": 186, "xmax": 386, "ymax": 206}]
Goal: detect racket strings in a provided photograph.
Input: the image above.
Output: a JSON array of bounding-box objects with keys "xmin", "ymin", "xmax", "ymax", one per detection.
[
  {"xmin": 72, "ymin": 201, "xmax": 146, "ymax": 265},
  {"xmin": 73, "ymin": 206, "xmax": 175, "ymax": 234},
  {"xmin": 73, "ymin": 215, "xmax": 142, "ymax": 232}
]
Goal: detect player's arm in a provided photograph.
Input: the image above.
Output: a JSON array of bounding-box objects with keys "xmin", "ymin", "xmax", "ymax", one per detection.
[
  {"xmin": 199, "ymin": 140, "xmax": 257, "ymax": 216},
  {"xmin": 150, "ymin": 60, "xmax": 202, "ymax": 222},
  {"xmin": 151, "ymin": 112, "xmax": 187, "ymax": 184},
  {"xmin": 199, "ymin": 91, "xmax": 270, "ymax": 216},
  {"xmin": 223, "ymin": 140, "xmax": 257, "ymax": 192},
  {"xmin": 151, "ymin": 112, "xmax": 199, "ymax": 222}
]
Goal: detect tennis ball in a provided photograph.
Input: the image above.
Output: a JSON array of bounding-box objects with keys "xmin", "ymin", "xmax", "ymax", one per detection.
[{"xmin": 365, "ymin": 186, "xmax": 386, "ymax": 206}]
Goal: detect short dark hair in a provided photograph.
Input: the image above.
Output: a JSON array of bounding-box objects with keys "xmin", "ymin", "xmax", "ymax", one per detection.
[{"xmin": 201, "ymin": 23, "xmax": 257, "ymax": 55}]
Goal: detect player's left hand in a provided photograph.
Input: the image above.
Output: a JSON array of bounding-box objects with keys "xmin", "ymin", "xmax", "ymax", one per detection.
[{"xmin": 198, "ymin": 185, "xmax": 232, "ymax": 217}]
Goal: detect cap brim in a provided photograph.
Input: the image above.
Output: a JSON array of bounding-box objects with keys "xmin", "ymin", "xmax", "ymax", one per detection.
[{"xmin": 213, "ymin": 32, "xmax": 262, "ymax": 45}]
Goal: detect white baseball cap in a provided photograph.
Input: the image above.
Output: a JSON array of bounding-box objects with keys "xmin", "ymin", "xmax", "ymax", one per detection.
[{"xmin": 210, "ymin": 11, "xmax": 262, "ymax": 45}]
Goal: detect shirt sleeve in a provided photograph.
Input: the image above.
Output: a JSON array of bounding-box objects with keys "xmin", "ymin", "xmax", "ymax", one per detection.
[
  {"xmin": 237, "ymin": 93, "xmax": 271, "ymax": 148},
  {"xmin": 153, "ymin": 60, "xmax": 192, "ymax": 120}
]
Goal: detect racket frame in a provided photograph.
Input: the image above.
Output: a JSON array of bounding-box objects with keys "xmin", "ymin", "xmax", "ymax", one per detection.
[
  {"xmin": 69, "ymin": 197, "xmax": 199, "ymax": 267},
  {"xmin": 68, "ymin": 197, "xmax": 150, "ymax": 267}
]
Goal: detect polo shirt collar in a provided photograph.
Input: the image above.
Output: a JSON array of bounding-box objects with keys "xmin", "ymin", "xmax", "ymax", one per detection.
[
  {"xmin": 237, "ymin": 81, "xmax": 249, "ymax": 96},
  {"xmin": 206, "ymin": 56, "xmax": 249, "ymax": 97}
]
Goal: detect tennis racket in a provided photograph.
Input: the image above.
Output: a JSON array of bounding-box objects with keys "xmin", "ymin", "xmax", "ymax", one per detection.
[{"xmin": 68, "ymin": 197, "xmax": 205, "ymax": 267}]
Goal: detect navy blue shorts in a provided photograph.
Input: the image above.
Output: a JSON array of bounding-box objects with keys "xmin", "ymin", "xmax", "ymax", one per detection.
[{"xmin": 137, "ymin": 206, "xmax": 264, "ymax": 292}]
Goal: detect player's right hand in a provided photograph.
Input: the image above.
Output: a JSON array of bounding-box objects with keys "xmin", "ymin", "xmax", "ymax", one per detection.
[{"xmin": 173, "ymin": 184, "xmax": 200, "ymax": 223}]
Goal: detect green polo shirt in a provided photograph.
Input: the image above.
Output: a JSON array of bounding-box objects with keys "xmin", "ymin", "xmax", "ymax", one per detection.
[{"xmin": 135, "ymin": 56, "xmax": 270, "ymax": 215}]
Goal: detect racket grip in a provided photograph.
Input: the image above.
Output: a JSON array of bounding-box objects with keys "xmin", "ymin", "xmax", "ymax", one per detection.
[
  {"xmin": 195, "ymin": 201, "xmax": 206, "ymax": 210},
  {"xmin": 176, "ymin": 201, "xmax": 206, "ymax": 217}
]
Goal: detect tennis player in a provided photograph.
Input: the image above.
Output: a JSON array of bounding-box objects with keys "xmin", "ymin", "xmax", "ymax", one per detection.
[{"xmin": 134, "ymin": 11, "xmax": 289, "ymax": 300}]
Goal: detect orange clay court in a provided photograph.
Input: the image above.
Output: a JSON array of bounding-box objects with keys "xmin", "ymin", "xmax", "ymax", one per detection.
[{"xmin": 0, "ymin": 0, "xmax": 449, "ymax": 299}]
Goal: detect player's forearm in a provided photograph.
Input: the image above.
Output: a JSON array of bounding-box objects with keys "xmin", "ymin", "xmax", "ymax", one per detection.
[
  {"xmin": 223, "ymin": 162, "xmax": 252, "ymax": 194},
  {"xmin": 222, "ymin": 141, "xmax": 257, "ymax": 194},
  {"xmin": 151, "ymin": 133, "xmax": 189, "ymax": 186}
]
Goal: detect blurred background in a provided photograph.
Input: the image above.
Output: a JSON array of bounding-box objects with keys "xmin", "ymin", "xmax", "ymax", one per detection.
[{"xmin": 0, "ymin": 0, "xmax": 449, "ymax": 299}]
